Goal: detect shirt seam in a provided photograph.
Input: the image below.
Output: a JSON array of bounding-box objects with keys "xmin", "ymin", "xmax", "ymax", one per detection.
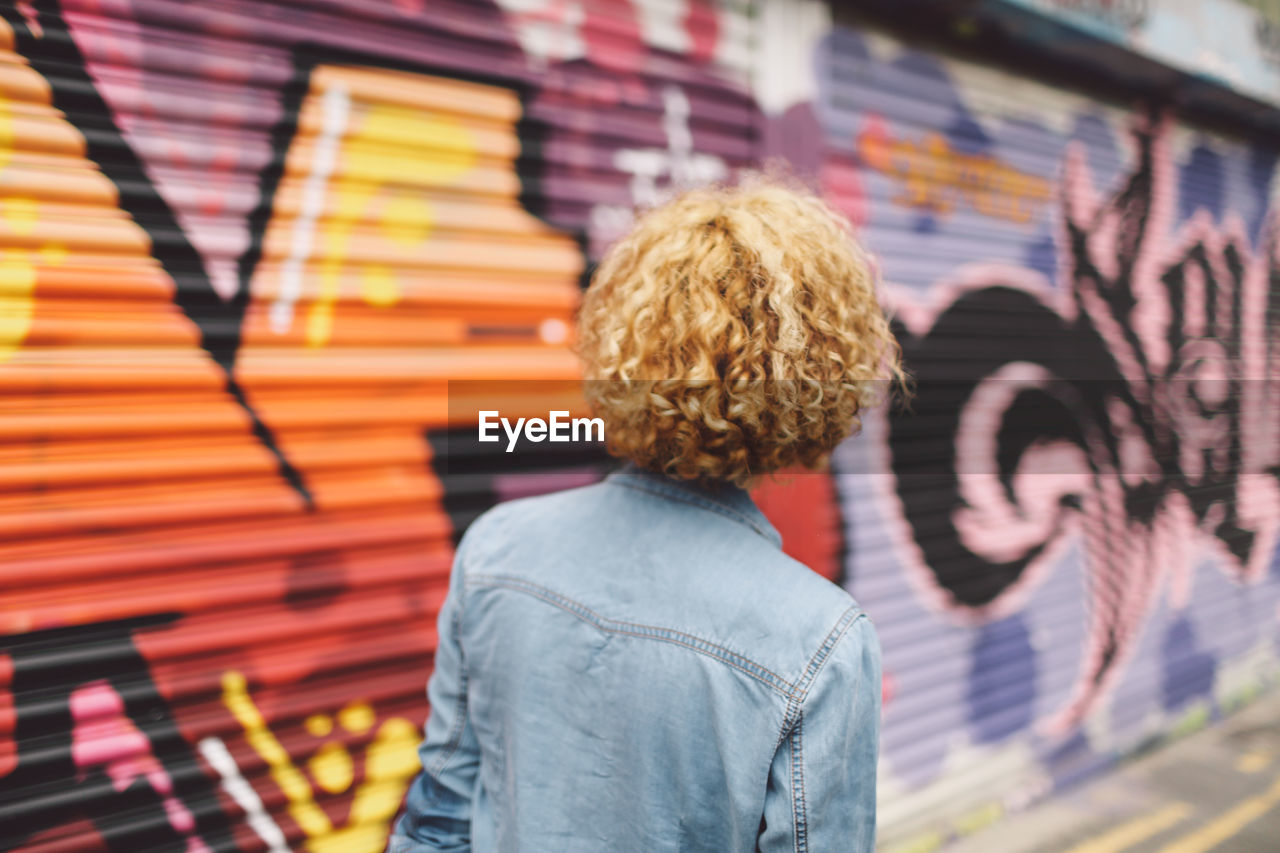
[
  {"xmin": 467, "ymin": 573, "xmax": 799, "ymax": 699},
  {"xmin": 792, "ymin": 715, "xmax": 807, "ymax": 853},
  {"xmin": 789, "ymin": 721, "xmax": 801, "ymax": 853},
  {"xmin": 795, "ymin": 605, "xmax": 863, "ymax": 704},
  {"xmin": 773, "ymin": 605, "xmax": 864, "ymax": 753},
  {"xmin": 782, "ymin": 607, "xmax": 864, "ymax": 850},
  {"xmin": 607, "ymin": 476, "xmax": 779, "ymax": 544}
]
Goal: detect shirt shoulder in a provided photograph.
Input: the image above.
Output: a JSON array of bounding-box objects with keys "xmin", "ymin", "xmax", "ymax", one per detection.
[{"xmin": 457, "ymin": 477, "xmax": 866, "ymax": 690}]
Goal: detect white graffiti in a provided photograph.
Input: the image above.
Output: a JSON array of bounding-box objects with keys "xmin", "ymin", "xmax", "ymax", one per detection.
[
  {"xmin": 495, "ymin": 0, "xmax": 724, "ymax": 69},
  {"xmin": 269, "ymin": 82, "xmax": 350, "ymax": 335},
  {"xmin": 588, "ymin": 86, "xmax": 728, "ymax": 252},
  {"xmin": 198, "ymin": 736, "xmax": 291, "ymax": 853}
]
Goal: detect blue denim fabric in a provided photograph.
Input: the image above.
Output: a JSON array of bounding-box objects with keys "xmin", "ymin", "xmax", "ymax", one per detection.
[{"xmin": 386, "ymin": 464, "xmax": 881, "ymax": 852}]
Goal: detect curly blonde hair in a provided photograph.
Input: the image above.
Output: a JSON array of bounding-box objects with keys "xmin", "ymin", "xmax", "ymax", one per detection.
[{"xmin": 575, "ymin": 175, "xmax": 905, "ymax": 488}]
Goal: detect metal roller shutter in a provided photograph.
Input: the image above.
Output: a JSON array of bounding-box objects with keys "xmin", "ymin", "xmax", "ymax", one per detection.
[
  {"xmin": 2, "ymin": 0, "xmax": 1279, "ymax": 850},
  {"xmin": 810, "ymin": 15, "xmax": 1280, "ymax": 847},
  {"xmin": 0, "ymin": 1, "xmax": 755, "ymax": 850}
]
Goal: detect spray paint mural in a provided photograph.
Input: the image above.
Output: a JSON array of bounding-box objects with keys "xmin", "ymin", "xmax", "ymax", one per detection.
[
  {"xmin": 808, "ymin": 21, "xmax": 1280, "ymax": 838},
  {"xmin": 0, "ymin": 0, "xmax": 1277, "ymax": 851},
  {"xmin": 0, "ymin": 1, "xmax": 750, "ymax": 850}
]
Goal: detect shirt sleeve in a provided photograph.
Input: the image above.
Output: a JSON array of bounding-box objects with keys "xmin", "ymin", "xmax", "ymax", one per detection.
[
  {"xmin": 386, "ymin": 526, "xmax": 483, "ymax": 853},
  {"xmin": 757, "ymin": 612, "xmax": 882, "ymax": 853}
]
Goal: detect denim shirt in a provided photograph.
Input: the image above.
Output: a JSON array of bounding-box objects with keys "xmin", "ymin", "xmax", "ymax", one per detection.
[{"xmin": 387, "ymin": 465, "xmax": 881, "ymax": 852}]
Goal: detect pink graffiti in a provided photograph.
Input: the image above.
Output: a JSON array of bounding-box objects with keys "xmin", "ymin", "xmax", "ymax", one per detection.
[
  {"xmin": 1046, "ymin": 118, "xmax": 1280, "ymax": 729},
  {"xmin": 1062, "ymin": 118, "xmax": 1280, "ymax": 574},
  {"xmin": 683, "ymin": 0, "xmax": 720, "ymax": 64},
  {"xmin": 496, "ymin": 0, "xmax": 723, "ymax": 73},
  {"xmin": 70, "ymin": 680, "xmax": 211, "ymax": 853},
  {"xmin": 62, "ymin": 0, "xmax": 280, "ymax": 300},
  {"xmin": 886, "ymin": 115, "xmax": 1280, "ymax": 734}
]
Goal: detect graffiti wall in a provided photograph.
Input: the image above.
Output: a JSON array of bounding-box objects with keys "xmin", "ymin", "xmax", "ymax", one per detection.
[
  {"xmin": 0, "ymin": 0, "xmax": 1276, "ymax": 851},
  {"xmin": 799, "ymin": 13, "xmax": 1280, "ymax": 846}
]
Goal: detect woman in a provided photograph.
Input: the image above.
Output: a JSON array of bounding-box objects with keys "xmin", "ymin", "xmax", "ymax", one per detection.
[{"xmin": 388, "ymin": 177, "xmax": 904, "ymax": 852}]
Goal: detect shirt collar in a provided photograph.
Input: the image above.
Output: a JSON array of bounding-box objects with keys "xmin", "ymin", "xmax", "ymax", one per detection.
[{"xmin": 605, "ymin": 463, "xmax": 783, "ymax": 548}]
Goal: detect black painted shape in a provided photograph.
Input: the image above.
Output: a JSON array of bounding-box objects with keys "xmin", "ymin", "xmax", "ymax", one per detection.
[
  {"xmin": 425, "ymin": 427, "xmax": 616, "ymax": 545},
  {"xmin": 994, "ymin": 387, "xmax": 1085, "ymax": 504},
  {"xmin": 237, "ymin": 42, "xmax": 601, "ymax": 541},
  {"xmin": 0, "ymin": 617, "xmax": 238, "ymax": 853},
  {"xmin": 888, "ymin": 118, "xmax": 1280, "ymax": 617},
  {"xmin": 8, "ymin": 1, "xmax": 312, "ymax": 506},
  {"xmin": 1152, "ymin": 192, "xmax": 1276, "ymax": 570},
  {"xmin": 886, "ymin": 122, "xmax": 1143, "ymax": 609},
  {"xmin": 232, "ymin": 38, "xmax": 598, "ymax": 523},
  {"xmin": 887, "ymin": 285, "xmax": 1120, "ymax": 607},
  {"xmin": 239, "ymin": 39, "xmax": 580, "ymax": 298}
]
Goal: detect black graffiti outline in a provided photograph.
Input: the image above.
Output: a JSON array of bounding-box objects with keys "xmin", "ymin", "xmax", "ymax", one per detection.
[
  {"xmin": 7, "ymin": 1, "xmax": 600, "ymax": 511},
  {"xmin": 5, "ymin": 0, "xmax": 313, "ymax": 505},
  {"xmin": 240, "ymin": 42, "xmax": 612, "ymax": 544},
  {"xmin": 885, "ymin": 114, "xmax": 1280, "ymax": 729},
  {"xmin": 0, "ymin": 617, "xmax": 238, "ymax": 853}
]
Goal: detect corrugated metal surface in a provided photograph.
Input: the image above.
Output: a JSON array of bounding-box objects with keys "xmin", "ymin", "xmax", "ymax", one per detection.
[
  {"xmin": 0, "ymin": 1, "xmax": 755, "ymax": 850},
  {"xmin": 1, "ymin": 0, "xmax": 1278, "ymax": 851},
  {"xmin": 807, "ymin": 16, "xmax": 1280, "ymax": 846}
]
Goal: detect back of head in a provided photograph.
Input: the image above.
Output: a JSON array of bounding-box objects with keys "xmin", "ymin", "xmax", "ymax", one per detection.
[{"xmin": 575, "ymin": 176, "xmax": 906, "ymax": 488}]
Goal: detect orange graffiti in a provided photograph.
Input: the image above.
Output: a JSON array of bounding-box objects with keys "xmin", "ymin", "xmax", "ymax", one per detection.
[
  {"xmin": 857, "ymin": 116, "xmax": 1051, "ymax": 224},
  {"xmin": 0, "ymin": 31, "xmax": 585, "ymax": 853}
]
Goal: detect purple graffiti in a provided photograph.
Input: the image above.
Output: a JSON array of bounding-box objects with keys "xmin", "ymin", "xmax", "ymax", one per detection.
[{"xmin": 887, "ymin": 115, "xmax": 1280, "ymax": 733}]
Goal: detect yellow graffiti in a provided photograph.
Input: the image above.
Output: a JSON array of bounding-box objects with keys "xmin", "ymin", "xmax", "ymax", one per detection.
[
  {"xmin": 4, "ymin": 195, "xmax": 37, "ymax": 234},
  {"xmin": 0, "ymin": 198, "xmax": 65, "ymax": 360},
  {"xmin": 222, "ymin": 671, "xmax": 332, "ymax": 836},
  {"xmin": 0, "ymin": 78, "xmax": 11, "ymax": 176},
  {"xmin": 0, "ymin": 67, "xmax": 70, "ymax": 363},
  {"xmin": 0, "ymin": 88, "xmax": 34, "ymax": 361},
  {"xmin": 306, "ymin": 713, "xmax": 335, "ymax": 737},
  {"xmin": 0, "ymin": 248, "xmax": 35, "ymax": 361},
  {"xmin": 338, "ymin": 700, "xmax": 376, "ymax": 735},
  {"xmin": 222, "ymin": 671, "xmax": 421, "ymax": 853},
  {"xmin": 305, "ymin": 100, "xmax": 475, "ymax": 348},
  {"xmin": 857, "ymin": 123, "xmax": 1051, "ymax": 224},
  {"xmin": 309, "ymin": 741, "xmax": 355, "ymax": 794},
  {"xmin": 326, "ymin": 718, "xmax": 421, "ymax": 853}
]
